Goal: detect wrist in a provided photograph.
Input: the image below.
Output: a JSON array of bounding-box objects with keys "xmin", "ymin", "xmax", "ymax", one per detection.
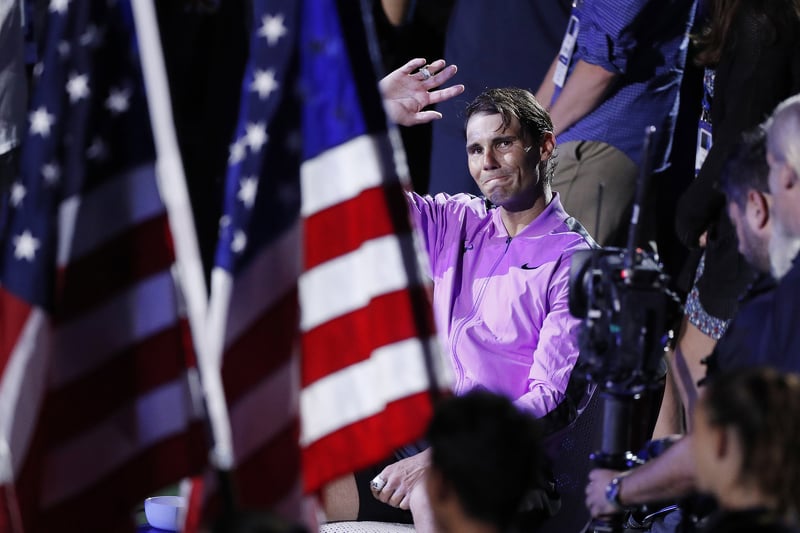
[{"xmin": 605, "ymin": 475, "xmax": 628, "ymax": 509}]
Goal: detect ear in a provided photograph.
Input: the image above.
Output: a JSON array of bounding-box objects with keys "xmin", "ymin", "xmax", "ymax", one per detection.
[
  {"xmin": 746, "ymin": 190, "xmax": 770, "ymax": 230},
  {"xmin": 539, "ymin": 131, "xmax": 556, "ymax": 161},
  {"xmin": 714, "ymin": 424, "xmax": 729, "ymax": 460}
]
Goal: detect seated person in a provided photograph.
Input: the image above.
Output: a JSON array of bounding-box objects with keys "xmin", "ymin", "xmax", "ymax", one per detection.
[
  {"xmin": 323, "ymin": 68, "xmax": 595, "ymax": 532},
  {"xmin": 583, "ymin": 129, "xmax": 790, "ymax": 524},
  {"xmin": 425, "ymin": 390, "xmax": 545, "ymax": 533},
  {"xmin": 691, "ymin": 367, "xmax": 800, "ymax": 533}
]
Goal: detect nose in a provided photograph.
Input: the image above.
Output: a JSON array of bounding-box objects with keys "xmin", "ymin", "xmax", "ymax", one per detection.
[{"xmin": 482, "ymin": 148, "xmax": 500, "ymax": 170}]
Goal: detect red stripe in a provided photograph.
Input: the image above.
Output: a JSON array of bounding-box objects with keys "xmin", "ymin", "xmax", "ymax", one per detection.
[
  {"xmin": 301, "ymin": 287, "xmax": 435, "ymax": 385},
  {"xmin": 222, "ymin": 287, "xmax": 298, "ymax": 406},
  {"xmin": 54, "ymin": 214, "xmax": 175, "ymax": 320},
  {"xmin": 302, "ymin": 392, "xmax": 432, "ymax": 493},
  {"xmin": 234, "ymin": 417, "xmax": 302, "ymax": 509},
  {"xmin": 303, "ymin": 183, "xmax": 410, "ymax": 269},
  {"xmin": 0, "ymin": 288, "xmax": 33, "ymax": 378},
  {"xmin": 43, "ymin": 321, "xmax": 196, "ymax": 444},
  {"xmin": 33, "ymin": 422, "xmax": 206, "ymax": 532}
]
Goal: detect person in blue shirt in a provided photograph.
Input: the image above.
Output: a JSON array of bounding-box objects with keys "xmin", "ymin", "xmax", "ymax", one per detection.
[{"xmin": 536, "ymin": 0, "xmax": 697, "ymax": 246}]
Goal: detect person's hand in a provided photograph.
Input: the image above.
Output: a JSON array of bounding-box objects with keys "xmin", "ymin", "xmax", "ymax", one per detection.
[
  {"xmin": 370, "ymin": 448, "xmax": 431, "ymax": 510},
  {"xmin": 585, "ymin": 468, "xmax": 624, "ymax": 518},
  {"xmin": 698, "ymin": 230, "xmax": 708, "ymax": 248},
  {"xmin": 379, "ymin": 58, "xmax": 465, "ymax": 127}
]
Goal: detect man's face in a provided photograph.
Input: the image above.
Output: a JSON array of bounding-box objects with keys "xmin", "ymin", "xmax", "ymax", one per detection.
[
  {"xmin": 465, "ymin": 112, "xmax": 542, "ymax": 210},
  {"xmin": 727, "ymin": 199, "xmax": 770, "ymax": 273}
]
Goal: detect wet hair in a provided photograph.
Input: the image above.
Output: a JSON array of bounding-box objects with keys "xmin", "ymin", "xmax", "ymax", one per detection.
[
  {"xmin": 463, "ymin": 88, "xmax": 555, "ymax": 186},
  {"xmin": 718, "ymin": 127, "xmax": 769, "ymax": 209},
  {"xmin": 426, "ymin": 390, "xmax": 543, "ymax": 530},
  {"xmin": 702, "ymin": 367, "xmax": 800, "ymax": 515}
]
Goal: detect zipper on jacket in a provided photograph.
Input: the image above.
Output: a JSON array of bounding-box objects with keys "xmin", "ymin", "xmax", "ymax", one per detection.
[{"xmin": 450, "ymin": 236, "xmax": 512, "ymax": 393}]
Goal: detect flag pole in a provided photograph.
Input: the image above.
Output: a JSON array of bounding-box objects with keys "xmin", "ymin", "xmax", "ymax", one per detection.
[{"xmin": 128, "ymin": 0, "xmax": 236, "ymax": 483}]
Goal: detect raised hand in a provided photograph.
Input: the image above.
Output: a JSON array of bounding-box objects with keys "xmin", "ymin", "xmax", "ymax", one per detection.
[{"xmin": 379, "ymin": 58, "xmax": 465, "ymax": 127}]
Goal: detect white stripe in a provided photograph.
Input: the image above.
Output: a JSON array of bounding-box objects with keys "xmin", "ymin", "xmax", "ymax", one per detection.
[
  {"xmin": 231, "ymin": 350, "xmax": 300, "ymax": 465},
  {"xmin": 300, "ymin": 336, "xmax": 440, "ymax": 445},
  {"xmin": 299, "ymin": 234, "xmax": 414, "ymax": 332},
  {"xmin": 41, "ymin": 375, "xmax": 199, "ymax": 507},
  {"xmin": 0, "ymin": 310, "xmax": 50, "ymax": 482},
  {"xmin": 57, "ymin": 164, "xmax": 165, "ymax": 266},
  {"xmin": 300, "ymin": 134, "xmax": 394, "ymax": 217},
  {"xmin": 49, "ymin": 271, "xmax": 179, "ymax": 388}
]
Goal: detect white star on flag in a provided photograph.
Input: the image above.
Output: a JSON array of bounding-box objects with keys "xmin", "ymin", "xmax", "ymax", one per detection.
[
  {"xmin": 49, "ymin": 0, "xmax": 70, "ymax": 14},
  {"xmin": 41, "ymin": 163, "xmax": 61, "ymax": 186},
  {"xmin": 231, "ymin": 230, "xmax": 247, "ymax": 253},
  {"xmin": 257, "ymin": 13, "xmax": 288, "ymax": 46},
  {"xmin": 105, "ymin": 87, "xmax": 131, "ymax": 114},
  {"xmin": 66, "ymin": 73, "xmax": 91, "ymax": 103},
  {"xmin": 10, "ymin": 183, "xmax": 26, "ymax": 207},
  {"xmin": 29, "ymin": 107, "xmax": 55, "ymax": 137},
  {"xmin": 237, "ymin": 176, "xmax": 259, "ymax": 208},
  {"xmin": 250, "ymin": 69, "xmax": 279, "ymax": 100},
  {"xmin": 228, "ymin": 138, "xmax": 247, "ymax": 165},
  {"xmin": 13, "ymin": 230, "xmax": 41, "ymax": 261},
  {"xmin": 244, "ymin": 122, "xmax": 268, "ymax": 152}
]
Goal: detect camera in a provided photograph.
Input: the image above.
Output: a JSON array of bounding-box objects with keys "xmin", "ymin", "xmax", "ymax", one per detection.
[{"xmin": 568, "ymin": 245, "xmax": 678, "ymax": 396}]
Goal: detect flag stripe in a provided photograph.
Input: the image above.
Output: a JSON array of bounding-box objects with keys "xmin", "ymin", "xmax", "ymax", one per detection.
[
  {"xmin": 302, "ymin": 391, "xmax": 433, "ymax": 491},
  {"xmin": 0, "ymin": 290, "xmax": 32, "ymax": 378},
  {"xmin": 222, "ymin": 288, "xmax": 298, "ymax": 407},
  {"xmin": 299, "ymin": 134, "xmax": 395, "ymax": 217},
  {"xmin": 0, "ymin": 310, "xmax": 49, "ymax": 482},
  {"xmin": 229, "ymin": 351, "xmax": 299, "ymax": 463},
  {"xmin": 219, "ymin": 220, "xmax": 301, "ymax": 350},
  {"xmin": 55, "ymin": 213, "xmax": 174, "ymax": 318},
  {"xmin": 302, "ymin": 287, "xmax": 435, "ymax": 384},
  {"xmin": 41, "ymin": 375, "xmax": 201, "ymax": 507},
  {"xmin": 43, "ymin": 322, "xmax": 195, "ymax": 444},
  {"xmin": 303, "ymin": 183, "xmax": 410, "ymax": 269},
  {"xmin": 36, "ymin": 423, "xmax": 206, "ymax": 531},
  {"xmin": 300, "ymin": 336, "xmax": 439, "ymax": 444},
  {"xmin": 299, "ymin": 233, "xmax": 417, "ymax": 332},
  {"xmin": 48, "ymin": 270, "xmax": 181, "ymax": 388},
  {"xmin": 56, "ymin": 164, "xmax": 165, "ymax": 267}
]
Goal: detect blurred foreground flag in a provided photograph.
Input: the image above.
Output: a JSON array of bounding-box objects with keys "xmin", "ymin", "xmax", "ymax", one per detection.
[
  {"xmin": 0, "ymin": 1, "xmax": 207, "ymax": 531},
  {"xmin": 205, "ymin": 0, "xmax": 449, "ymax": 519}
]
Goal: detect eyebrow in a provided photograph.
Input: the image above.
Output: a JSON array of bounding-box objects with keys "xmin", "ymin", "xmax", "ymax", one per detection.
[{"xmin": 466, "ymin": 134, "xmax": 520, "ymax": 151}]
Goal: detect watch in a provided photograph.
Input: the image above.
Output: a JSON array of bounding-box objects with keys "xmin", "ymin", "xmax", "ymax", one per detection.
[{"xmin": 605, "ymin": 476, "xmax": 625, "ymax": 508}]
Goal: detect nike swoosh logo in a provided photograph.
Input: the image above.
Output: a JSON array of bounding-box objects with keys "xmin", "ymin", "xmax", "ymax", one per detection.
[{"xmin": 521, "ymin": 263, "xmax": 540, "ymax": 270}]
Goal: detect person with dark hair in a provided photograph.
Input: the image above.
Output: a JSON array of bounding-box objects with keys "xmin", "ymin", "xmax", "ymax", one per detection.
[
  {"xmin": 669, "ymin": 0, "xmax": 800, "ymax": 435},
  {"xmin": 425, "ymin": 390, "xmax": 544, "ymax": 533},
  {"xmin": 691, "ymin": 367, "xmax": 800, "ymax": 532},
  {"xmin": 584, "ymin": 129, "xmax": 792, "ymax": 524},
  {"xmin": 324, "ymin": 84, "xmax": 594, "ymax": 532}
]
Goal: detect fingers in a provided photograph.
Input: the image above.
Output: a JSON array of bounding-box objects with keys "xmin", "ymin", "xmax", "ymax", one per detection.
[
  {"xmin": 398, "ymin": 57, "xmax": 428, "ymax": 75},
  {"xmin": 428, "ymin": 83, "xmax": 465, "ymax": 105},
  {"xmin": 409, "ymin": 110, "xmax": 444, "ymax": 126}
]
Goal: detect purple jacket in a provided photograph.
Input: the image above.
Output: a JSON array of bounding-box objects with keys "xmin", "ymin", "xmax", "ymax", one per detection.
[{"xmin": 407, "ymin": 192, "xmax": 592, "ymax": 417}]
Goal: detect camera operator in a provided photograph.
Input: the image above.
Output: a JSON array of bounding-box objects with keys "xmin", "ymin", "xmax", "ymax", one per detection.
[{"xmin": 585, "ymin": 128, "xmax": 785, "ymax": 524}]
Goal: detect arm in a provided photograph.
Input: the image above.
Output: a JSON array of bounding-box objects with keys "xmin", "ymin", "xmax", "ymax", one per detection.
[
  {"xmin": 514, "ymin": 254, "xmax": 582, "ymax": 416},
  {"xmin": 380, "ymin": 0, "xmax": 411, "ymax": 26},
  {"xmin": 535, "ymin": 56, "xmax": 559, "ymax": 110},
  {"xmin": 547, "ymin": 59, "xmax": 617, "ymax": 136},
  {"xmin": 379, "ymin": 58, "xmax": 465, "ymax": 127},
  {"xmin": 585, "ymin": 435, "xmax": 697, "ymax": 517}
]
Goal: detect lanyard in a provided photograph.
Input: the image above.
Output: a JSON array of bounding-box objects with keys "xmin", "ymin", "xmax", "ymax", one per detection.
[
  {"xmin": 694, "ymin": 68, "xmax": 715, "ymax": 176},
  {"xmin": 551, "ymin": 1, "xmax": 582, "ymax": 107}
]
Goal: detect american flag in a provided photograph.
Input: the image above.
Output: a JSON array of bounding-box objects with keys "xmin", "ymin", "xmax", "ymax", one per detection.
[
  {"xmin": 205, "ymin": 0, "xmax": 447, "ymax": 518},
  {"xmin": 0, "ymin": 1, "xmax": 207, "ymax": 530}
]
